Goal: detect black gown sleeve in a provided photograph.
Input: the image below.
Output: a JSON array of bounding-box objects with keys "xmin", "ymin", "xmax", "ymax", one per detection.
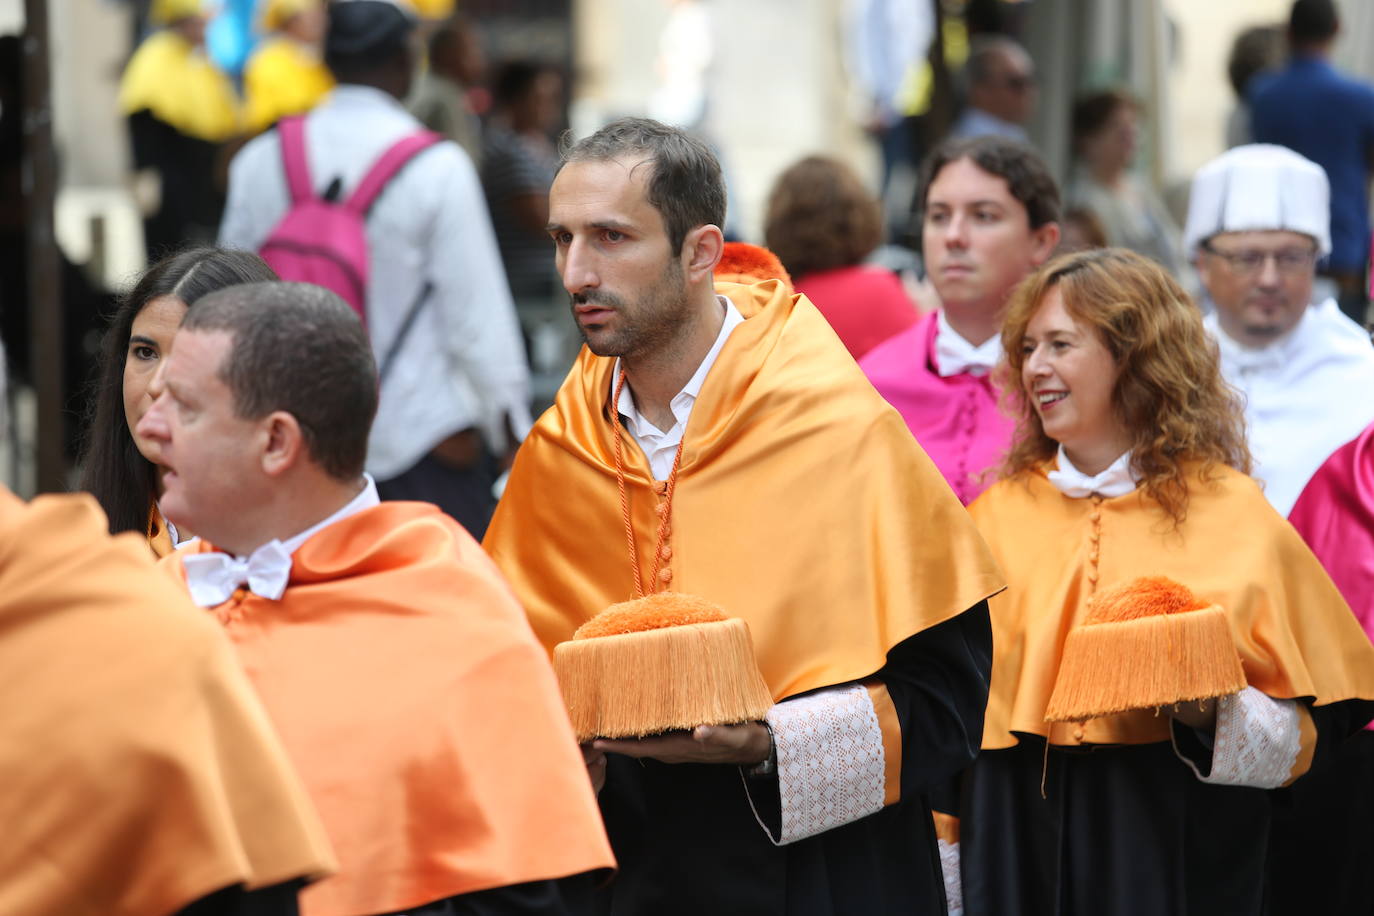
[
  {"xmin": 880, "ymin": 599, "xmax": 994, "ymax": 802},
  {"xmin": 174, "ymin": 880, "xmax": 303, "ymax": 916},
  {"xmin": 379, "ymin": 872, "xmax": 599, "ymax": 916}
]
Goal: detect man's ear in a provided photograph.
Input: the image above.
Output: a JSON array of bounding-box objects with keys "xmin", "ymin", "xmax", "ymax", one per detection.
[
  {"xmin": 261, "ymin": 411, "xmax": 305, "ymax": 478},
  {"xmin": 682, "ymin": 223, "xmax": 725, "ymax": 284},
  {"xmin": 1028, "ymin": 221, "xmax": 1062, "ymax": 266}
]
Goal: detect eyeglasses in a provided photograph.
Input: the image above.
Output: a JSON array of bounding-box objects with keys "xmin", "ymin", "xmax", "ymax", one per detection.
[
  {"xmin": 1200, "ymin": 242, "xmax": 1318, "ymax": 276},
  {"xmin": 999, "ymin": 74, "xmax": 1035, "ymax": 92}
]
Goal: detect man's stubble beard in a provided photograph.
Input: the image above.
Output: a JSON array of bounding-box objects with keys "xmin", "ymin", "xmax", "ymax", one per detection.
[{"xmin": 574, "ymin": 257, "xmax": 691, "ymax": 362}]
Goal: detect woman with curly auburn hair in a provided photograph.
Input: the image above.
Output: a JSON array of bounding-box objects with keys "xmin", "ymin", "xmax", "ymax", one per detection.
[
  {"xmin": 763, "ymin": 155, "xmax": 917, "ymax": 359},
  {"xmin": 952, "ymin": 248, "xmax": 1374, "ymax": 916},
  {"xmin": 997, "ymin": 246, "xmax": 1249, "ymax": 522}
]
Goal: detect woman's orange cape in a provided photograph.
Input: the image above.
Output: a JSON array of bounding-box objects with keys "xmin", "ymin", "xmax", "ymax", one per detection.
[
  {"xmin": 167, "ymin": 502, "xmax": 614, "ymax": 916},
  {"xmin": 970, "ymin": 464, "xmax": 1374, "ymax": 749},
  {"xmin": 0, "ymin": 490, "xmax": 334, "ymax": 915},
  {"xmin": 485, "ymin": 278, "xmax": 1006, "ymax": 700}
]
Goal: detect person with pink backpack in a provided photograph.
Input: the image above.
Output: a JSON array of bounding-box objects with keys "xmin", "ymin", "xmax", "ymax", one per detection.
[{"xmin": 220, "ymin": 0, "xmax": 530, "ymax": 540}]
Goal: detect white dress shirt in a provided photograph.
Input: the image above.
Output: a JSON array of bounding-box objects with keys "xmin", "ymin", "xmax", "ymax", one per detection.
[
  {"xmin": 183, "ymin": 475, "xmax": 380, "ymax": 607},
  {"xmin": 1206, "ymin": 298, "xmax": 1374, "ymax": 515},
  {"xmin": 614, "ymin": 296, "xmax": 744, "ymax": 479},
  {"xmin": 219, "ymin": 85, "xmax": 532, "ymax": 480},
  {"xmin": 934, "ymin": 310, "xmax": 1003, "ymax": 377}
]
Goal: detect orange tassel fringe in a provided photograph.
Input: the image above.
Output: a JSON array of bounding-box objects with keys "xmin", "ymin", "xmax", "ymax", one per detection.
[
  {"xmin": 555, "ymin": 594, "xmax": 774, "ymax": 742},
  {"xmin": 1044, "ymin": 577, "xmax": 1247, "ymax": 723}
]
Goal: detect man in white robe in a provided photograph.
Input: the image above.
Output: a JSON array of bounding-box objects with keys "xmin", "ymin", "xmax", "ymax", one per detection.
[{"xmin": 1186, "ymin": 143, "xmax": 1374, "ymax": 516}]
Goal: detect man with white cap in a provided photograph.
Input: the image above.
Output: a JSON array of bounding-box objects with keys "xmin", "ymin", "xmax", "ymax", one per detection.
[{"xmin": 1185, "ymin": 143, "xmax": 1374, "ymax": 516}]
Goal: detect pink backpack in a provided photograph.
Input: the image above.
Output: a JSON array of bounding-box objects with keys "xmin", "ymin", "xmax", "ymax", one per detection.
[{"xmin": 258, "ymin": 115, "xmax": 441, "ymax": 325}]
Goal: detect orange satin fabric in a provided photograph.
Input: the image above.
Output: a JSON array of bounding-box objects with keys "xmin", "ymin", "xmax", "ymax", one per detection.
[
  {"xmin": 970, "ymin": 464, "xmax": 1374, "ymax": 750},
  {"xmin": 167, "ymin": 502, "xmax": 614, "ymax": 916},
  {"xmin": 485, "ymin": 279, "xmax": 1005, "ymax": 703},
  {"xmin": 1, "ymin": 489, "xmax": 334, "ymax": 915}
]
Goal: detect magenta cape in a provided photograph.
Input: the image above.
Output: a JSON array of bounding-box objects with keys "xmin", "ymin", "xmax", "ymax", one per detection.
[
  {"xmin": 1289, "ymin": 420, "xmax": 1374, "ymax": 698},
  {"xmin": 859, "ymin": 310, "xmax": 1015, "ymax": 504}
]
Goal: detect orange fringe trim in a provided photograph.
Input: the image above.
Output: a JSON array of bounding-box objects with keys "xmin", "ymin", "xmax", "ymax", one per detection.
[
  {"xmin": 1044, "ymin": 604, "xmax": 1247, "ymax": 722},
  {"xmin": 555, "ymin": 617, "xmax": 774, "ymax": 742}
]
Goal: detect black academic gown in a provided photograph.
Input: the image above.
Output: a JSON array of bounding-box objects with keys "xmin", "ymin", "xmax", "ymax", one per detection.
[
  {"xmin": 959, "ymin": 698, "xmax": 1374, "ymax": 916},
  {"xmin": 1266, "ymin": 728, "xmax": 1374, "ymax": 915},
  {"xmin": 591, "ymin": 603, "xmax": 993, "ymax": 916}
]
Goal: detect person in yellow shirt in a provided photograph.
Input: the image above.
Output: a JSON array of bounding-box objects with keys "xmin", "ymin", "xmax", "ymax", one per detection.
[
  {"xmin": 243, "ymin": 0, "xmax": 333, "ymax": 134},
  {"xmin": 119, "ymin": 0, "xmax": 241, "ymax": 254}
]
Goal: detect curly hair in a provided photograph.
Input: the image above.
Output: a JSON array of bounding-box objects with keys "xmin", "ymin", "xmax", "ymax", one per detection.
[
  {"xmin": 763, "ymin": 155, "xmax": 882, "ymax": 279},
  {"xmin": 918, "ymin": 135, "xmax": 1060, "ymax": 230},
  {"xmin": 998, "ymin": 248, "xmax": 1251, "ymax": 523}
]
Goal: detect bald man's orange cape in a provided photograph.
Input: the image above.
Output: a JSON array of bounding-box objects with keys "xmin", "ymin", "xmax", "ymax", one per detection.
[
  {"xmin": 164, "ymin": 501, "xmax": 615, "ymax": 916},
  {"xmin": 0, "ymin": 489, "xmax": 335, "ymax": 915},
  {"xmin": 485, "ymin": 278, "xmax": 1005, "ymax": 703}
]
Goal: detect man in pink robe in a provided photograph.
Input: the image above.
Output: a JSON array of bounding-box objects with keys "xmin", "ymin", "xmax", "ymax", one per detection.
[
  {"xmin": 1271, "ymin": 418, "xmax": 1374, "ymax": 914},
  {"xmin": 861, "ymin": 136, "xmax": 1060, "ymax": 503}
]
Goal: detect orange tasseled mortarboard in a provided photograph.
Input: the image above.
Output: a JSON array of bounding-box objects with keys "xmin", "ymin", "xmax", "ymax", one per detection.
[
  {"xmin": 1044, "ymin": 576, "xmax": 1247, "ymax": 723},
  {"xmin": 714, "ymin": 242, "xmax": 794, "ymax": 293},
  {"xmin": 553, "ymin": 592, "xmax": 774, "ymax": 742}
]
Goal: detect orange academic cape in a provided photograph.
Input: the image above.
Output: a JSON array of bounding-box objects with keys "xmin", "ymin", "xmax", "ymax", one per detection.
[
  {"xmin": 0, "ymin": 490, "xmax": 334, "ymax": 916},
  {"xmin": 971, "ymin": 463, "xmax": 1374, "ymax": 753},
  {"xmin": 485, "ymin": 278, "xmax": 1005, "ymax": 706},
  {"xmin": 165, "ymin": 501, "xmax": 615, "ymax": 916}
]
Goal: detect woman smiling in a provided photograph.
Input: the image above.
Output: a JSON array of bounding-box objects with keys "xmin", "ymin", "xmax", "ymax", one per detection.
[{"xmin": 954, "ymin": 248, "xmax": 1374, "ymax": 915}]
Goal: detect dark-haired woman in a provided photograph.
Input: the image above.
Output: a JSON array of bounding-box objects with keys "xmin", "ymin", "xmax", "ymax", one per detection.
[
  {"xmin": 955, "ymin": 248, "xmax": 1374, "ymax": 915},
  {"xmin": 79, "ymin": 247, "xmax": 277, "ymax": 555}
]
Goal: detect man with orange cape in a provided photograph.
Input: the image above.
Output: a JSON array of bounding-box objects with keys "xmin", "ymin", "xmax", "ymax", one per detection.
[
  {"xmin": 484, "ymin": 117, "xmax": 1005, "ymax": 914},
  {"xmin": 139, "ymin": 282, "xmax": 613, "ymax": 916},
  {"xmin": 1, "ymin": 484, "xmax": 334, "ymax": 909}
]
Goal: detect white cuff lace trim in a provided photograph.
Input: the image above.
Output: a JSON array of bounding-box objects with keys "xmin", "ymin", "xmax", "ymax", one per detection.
[
  {"xmin": 1177, "ymin": 686, "xmax": 1301, "ymax": 789},
  {"xmin": 939, "ymin": 838, "xmax": 963, "ymax": 916},
  {"xmin": 745, "ymin": 684, "xmax": 887, "ymax": 845}
]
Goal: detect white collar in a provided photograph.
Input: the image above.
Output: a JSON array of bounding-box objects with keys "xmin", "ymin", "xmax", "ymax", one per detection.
[
  {"xmin": 182, "ymin": 475, "xmax": 380, "ymax": 607},
  {"xmin": 934, "ymin": 310, "xmax": 1003, "ymax": 377},
  {"xmin": 1046, "ymin": 447, "xmax": 1140, "ymax": 498},
  {"xmin": 278, "ymin": 474, "xmax": 380, "ymax": 556},
  {"xmin": 614, "ymin": 296, "xmax": 744, "ymax": 438}
]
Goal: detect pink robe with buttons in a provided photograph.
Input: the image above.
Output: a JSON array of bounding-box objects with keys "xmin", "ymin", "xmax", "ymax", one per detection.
[{"xmin": 860, "ymin": 310, "xmax": 1015, "ymax": 505}]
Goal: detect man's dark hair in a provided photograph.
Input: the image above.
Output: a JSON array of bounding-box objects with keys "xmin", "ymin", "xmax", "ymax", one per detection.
[
  {"xmin": 79, "ymin": 247, "xmax": 279, "ymax": 535},
  {"xmin": 428, "ymin": 14, "xmax": 470, "ymax": 63},
  {"xmin": 917, "ymin": 135, "xmax": 1060, "ymax": 229},
  {"xmin": 558, "ymin": 117, "xmax": 726, "ymax": 255},
  {"xmin": 1227, "ymin": 25, "xmax": 1284, "ymax": 98},
  {"xmin": 492, "ymin": 59, "xmax": 552, "ymax": 109},
  {"xmin": 182, "ymin": 282, "xmax": 378, "ymax": 481},
  {"xmin": 1288, "ymin": 0, "xmax": 1338, "ymax": 45}
]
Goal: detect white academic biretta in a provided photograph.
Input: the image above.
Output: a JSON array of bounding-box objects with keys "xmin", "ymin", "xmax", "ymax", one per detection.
[{"xmin": 1183, "ymin": 144, "xmax": 1331, "ymax": 259}]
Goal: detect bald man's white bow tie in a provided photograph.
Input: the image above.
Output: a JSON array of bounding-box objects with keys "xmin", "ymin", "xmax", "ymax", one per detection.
[{"xmin": 183, "ymin": 540, "xmax": 293, "ymax": 607}]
